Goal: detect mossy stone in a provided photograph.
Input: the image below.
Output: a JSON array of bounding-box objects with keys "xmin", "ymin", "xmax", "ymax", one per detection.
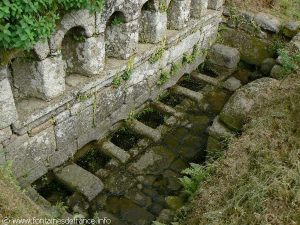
[{"xmin": 220, "ymin": 28, "xmax": 274, "ymax": 66}]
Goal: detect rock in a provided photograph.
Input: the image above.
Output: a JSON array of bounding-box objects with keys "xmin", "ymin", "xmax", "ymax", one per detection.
[
  {"xmin": 207, "ymin": 116, "xmax": 234, "ymax": 140},
  {"xmin": 206, "ymin": 136, "xmax": 226, "ymax": 159},
  {"xmin": 0, "ymin": 79, "xmax": 18, "ymax": 129},
  {"xmin": 170, "ymin": 159, "xmax": 189, "ymax": 173},
  {"xmin": 291, "ymin": 32, "xmax": 300, "ymax": 51},
  {"xmin": 157, "ymin": 209, "xmax": 175, "ymax": 223},
  {"xmin": 12, "ymin": 56, "xmax": 65, "ymax": 101},
  {"xmin": 283, "ymin": 21, "xmax": 300, "ymax": 38},
  {"xmin": 208, "ymin": 0, "xmax": 224, "ymax": 10},
  {"xmin": 0, "ymin": 144, "xmax": 5, "ymax": 166},
  {"xmin": 240, "ymin": 10, "xmax": 255, "ymax": 23},
  {"xmin": 232, "ymin": 68, "xmax": 252, "ymax": 84},
  {"xmin": 168, "ymin": 0, "xmax": 191, "ymax": 30},
  {"xmin": 68, "ymin": 193, "xmax": 89, "ymax": 216},
  {"xmin": 93, "ymin": 211, "xmax": 123, "ymax": 225},
  {"xmin": 104, "ymin": 171, "xmax": 137, "ymax": 195},
  {"xmin": 260, "ymin": 58, "xmax": 276, "ymax": 76},
  {"xmin": 191, "ymin": 0, "xmax": 208, "ymax": 18},
  {"xmin": 125, "ymin": 188, "xmax": 152, "ymax": 208},
  {"xmin": 250, "ymin": 71, "xmax": 264, "ymax": 80},
  {"xmin": 255, "ymin": 13, "xmax": 281, "ymax": 33},
  {"xmin": 222, "ymin": 77, "xmax": 242, "ymax": 91},
  {"xmin": 202, "ymin": 85, "xmax": 231, "ymax": 113},
  {"xmin": 140, "ymin": 11, "xmax": 167, "ymax": 44},
  {"xmin": 207, "ymin": 44, "xmax": 240, "ymax": 77},
  {"xmin": 106, "ymin": 197, "xmax": 155, "ymax": 225},
  {"xmin": 129, "ymin": 146, "xmax": 176, "ymax": 175},
  {"xmin": 163, "ymin": 170, "xmax": 182, "ymax": 191},
  {"xmin": 270, "ymin": 65, "xmax": 284, "ymax": 79},
  {"xmin": 0, "ymin": 127, "xmax": 12, "ymax": 143},
  {"xmin": 165, "ymin": 196, "xmax": 184, "ymax": 210},
  {"xmin": 220, "ymin": 28, "xmax": 274, "ymax": 66},
  {"xmin": 54, "ymin": 164, "xmax": 104, "ymax": 201},
  {"xmin": 220, "ymin": 78, "xmax": 279, "ymax": 131}
]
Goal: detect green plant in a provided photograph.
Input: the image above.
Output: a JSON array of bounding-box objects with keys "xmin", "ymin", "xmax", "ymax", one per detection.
[
  {"xmin": 149, "ymin": 39, "xmax": 166, "ymax": 64},
  {"xmin": 182, "ymin": 53, "xmax": 193, "ymax": 64},
  {"xmin": 0, "ymin": 0, "xmax": 105, "ymax": 51},
  {"xmin": 171, "ymin": 61, "xmax": 182, "ymax": 75},
  {"xmin": 179, "ymin": 163, "xmax": 214, "ymax": 196},
  {"xmin": 182, "ymin": 45, "xmax": 201, "ymax": 65},
  {"xmin": 159, "ymin": 0, "xmax": 168, "ymax": 12},
  {"xmin": 111, "ymin": 16, "xmax": 125, "ymax": 26},
  {"xmin": 277, "ymin": 48, "xmax": 300, "ymax": 76},
  {"xmin": 77, "ymin": 94, "xmax": 90, "ymax": 102},
  {"xmin": 122, "ymin": 56, "xmax": 135, "ymax": 81},
  {"xmin": 112, "ymin": 76, "xmax": 122, "ymax": 87},
  {"xmin": 157, "ymin": 70, "xmax": 171, "ymax": 86}
]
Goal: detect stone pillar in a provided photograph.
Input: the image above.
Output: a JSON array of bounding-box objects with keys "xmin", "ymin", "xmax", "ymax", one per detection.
[
  {"xmin": 167, "ymin": 0, "xmax": 191, "ymax": 30},
  {"xmin": 208, "ymin": 0, "xmax": 224, "ymax": 10},
  {"xmin": 190, "ymin": 0, "xmax": 208, "ymax": 18},
  {"xmin": 140, "ymin": 11, "xmax": 167, "ymax": 44},
  {"xmin": 12, "ymin": 56, "xmax": 65, "ymax": 101},
  {"xmin": 72, "ymin": 35, "xmax": 105, "ymax": 75},
  {"xmin": 105, "ymin": 20, "xmax": 139, "ymax": 60},
  {"xmin": 0, "ymin": 77, "xmax": 18, "ymax": 129}
]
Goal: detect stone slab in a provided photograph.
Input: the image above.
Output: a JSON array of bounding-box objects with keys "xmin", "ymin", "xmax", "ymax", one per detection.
[{"xmin": 54, "ymin": 164, "xmax": 104, "ymax": 201}]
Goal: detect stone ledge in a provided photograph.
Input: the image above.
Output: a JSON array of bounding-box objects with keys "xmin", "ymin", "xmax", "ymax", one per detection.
[{"xmin": 12, "ymin": 10, "xmax": 221, "ymax": 133}]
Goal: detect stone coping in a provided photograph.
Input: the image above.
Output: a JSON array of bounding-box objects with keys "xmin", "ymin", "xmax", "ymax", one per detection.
[{"xmin": 13, "ymin": 10, "xmax": 221, "ymax": 133}]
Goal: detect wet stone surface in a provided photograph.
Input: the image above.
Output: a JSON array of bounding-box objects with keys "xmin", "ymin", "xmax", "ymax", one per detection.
[{"xmin": 31, "ymin": 69, "xmax": 240, "ymax": 225}]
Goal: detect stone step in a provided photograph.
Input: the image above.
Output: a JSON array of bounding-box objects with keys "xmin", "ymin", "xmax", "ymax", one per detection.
[
  {"xmin": 128, "ymin": 119, "xmax": 161, "ymax": 142},
  {"xmin": 152, "ymin": 101, "xmax": 184, "ymax": 118},
  {"xmin": 172, "ymin": 85, "xmax": 203, "ymax": 103},
  {"xmin": 98, "ymin": 140, "xmax": 130, "ymax": 164},
  {"xmin": 191, "ymin": 71, "xmax": 220, "ymax": 87},
  {"xmin": 191, "ymin": 72, "xmax": 242, "ymax": 91},
  {"xmin": 54, "ymin": 164, "xmax": 104, "ymax": 202}
]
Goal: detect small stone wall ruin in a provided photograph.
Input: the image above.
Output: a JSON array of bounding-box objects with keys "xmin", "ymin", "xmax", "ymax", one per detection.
[{"xmin": 0, "ymin": 0, "xmax": 223, "ymax": 187}]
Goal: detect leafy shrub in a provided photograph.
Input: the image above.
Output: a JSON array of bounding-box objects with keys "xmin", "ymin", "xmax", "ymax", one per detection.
[
  {"xmin": 157, "ymin": 70, "xmax": 171, "ymax": 86},
  {"xmin": 277, "ymin": 48, "xmax": 300, "ymax": 76},
  {"xmin": 0, "ymin": 0, "xmax": 105, "ymax": 50},
  {"xmin": 179, "ymin": 163, "xmax": 214, "ymax": 196}
]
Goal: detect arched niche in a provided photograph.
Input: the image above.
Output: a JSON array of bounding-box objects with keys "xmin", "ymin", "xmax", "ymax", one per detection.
[
  {"xmin": 139, "ymin": 0, "xmax": 167, "ymax": 44},
  {"xmin": 61, "ymin": 26, "xmax": 105, "ymax": 76},
  {"xmin": 105, "ymin": 11, "xmax": 139, "ymax": 60}
]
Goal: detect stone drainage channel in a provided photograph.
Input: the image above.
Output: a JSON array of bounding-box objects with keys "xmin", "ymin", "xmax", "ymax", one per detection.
[{"xmin": 28, "ymin": 70, "xmax": 242, "ymax": 225}]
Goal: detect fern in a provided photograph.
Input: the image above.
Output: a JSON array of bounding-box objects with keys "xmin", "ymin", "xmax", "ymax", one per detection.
[{"xmin": 179, "ymin": 163, "xmax": 214, "ymax": 196}]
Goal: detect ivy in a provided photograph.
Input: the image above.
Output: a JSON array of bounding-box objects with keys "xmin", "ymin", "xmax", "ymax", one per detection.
[{"xmin": 0, "ymin": 0, "xmax": 105, "ymax": 50}]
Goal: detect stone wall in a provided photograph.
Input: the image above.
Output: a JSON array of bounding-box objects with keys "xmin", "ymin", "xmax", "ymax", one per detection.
[{"xmin": 0, "ymin": 0, "xmax": 223, "ymax": 186}]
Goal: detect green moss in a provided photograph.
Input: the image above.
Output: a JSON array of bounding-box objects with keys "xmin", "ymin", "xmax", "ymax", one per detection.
[{"xmin": 220, "ymin": 28, "xmax": 274, "ymax": 66}]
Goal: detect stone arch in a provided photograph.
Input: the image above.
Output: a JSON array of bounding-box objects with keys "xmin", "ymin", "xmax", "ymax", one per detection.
[
  {"xmin": 59, "ymin": 26, "xmax": 105, "ymax": 77},
  {"xmin": 167, "ymin": 0, "xmax": 191, "ymax": 30},
  {"xmin": 139, "ymin": 0, "xmax": 167, "ymax": 44},
  {"xmin": 49, "ymin": 10, "xmax": 95, "ymax": 54},
  {"xmin": 105, "ymin": 11, "xmax": 139, "ymax": 60}
]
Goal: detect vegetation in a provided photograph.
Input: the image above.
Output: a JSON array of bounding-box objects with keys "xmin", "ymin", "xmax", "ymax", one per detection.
[
  {"xmin": 179, "ymin": 163, "xmax": 214, "ymax": 197},
  {"xmin": 276, "ymin": 48, "xmax": 300, "ymax": 76},
  {"xmin": 225, "ymin": 0, "xmax": 300, "ymax": 20},
  {"xmin": 184, "ymin": 73, "xmax": 300, "ymax": 225},
  {"xmin": 0, "ymin": 0, "xmax": 105, "ymax": 50},
  {"xmin": 0, "ymin": 163, "xmax": 51, "ymax": 223},
  {"xmin": 149, "ymin": 40, "xmax": 166, "ymax": 64},
  {"xmin": 157, "ymin": 70, "xmax": 171, "ymax": 86},
  {"xmin": 110, "ymin": 15, "xmax": 125, "ymax": 26}
]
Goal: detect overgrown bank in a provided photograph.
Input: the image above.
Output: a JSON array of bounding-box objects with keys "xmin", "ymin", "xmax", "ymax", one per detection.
[
  {"xmin": 0, "ymin": 165, "xmax": 50, "ymax": 223},
  {"xmin": 185, "ymin": 72, "xmax": 300, "ymax": 224}
]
